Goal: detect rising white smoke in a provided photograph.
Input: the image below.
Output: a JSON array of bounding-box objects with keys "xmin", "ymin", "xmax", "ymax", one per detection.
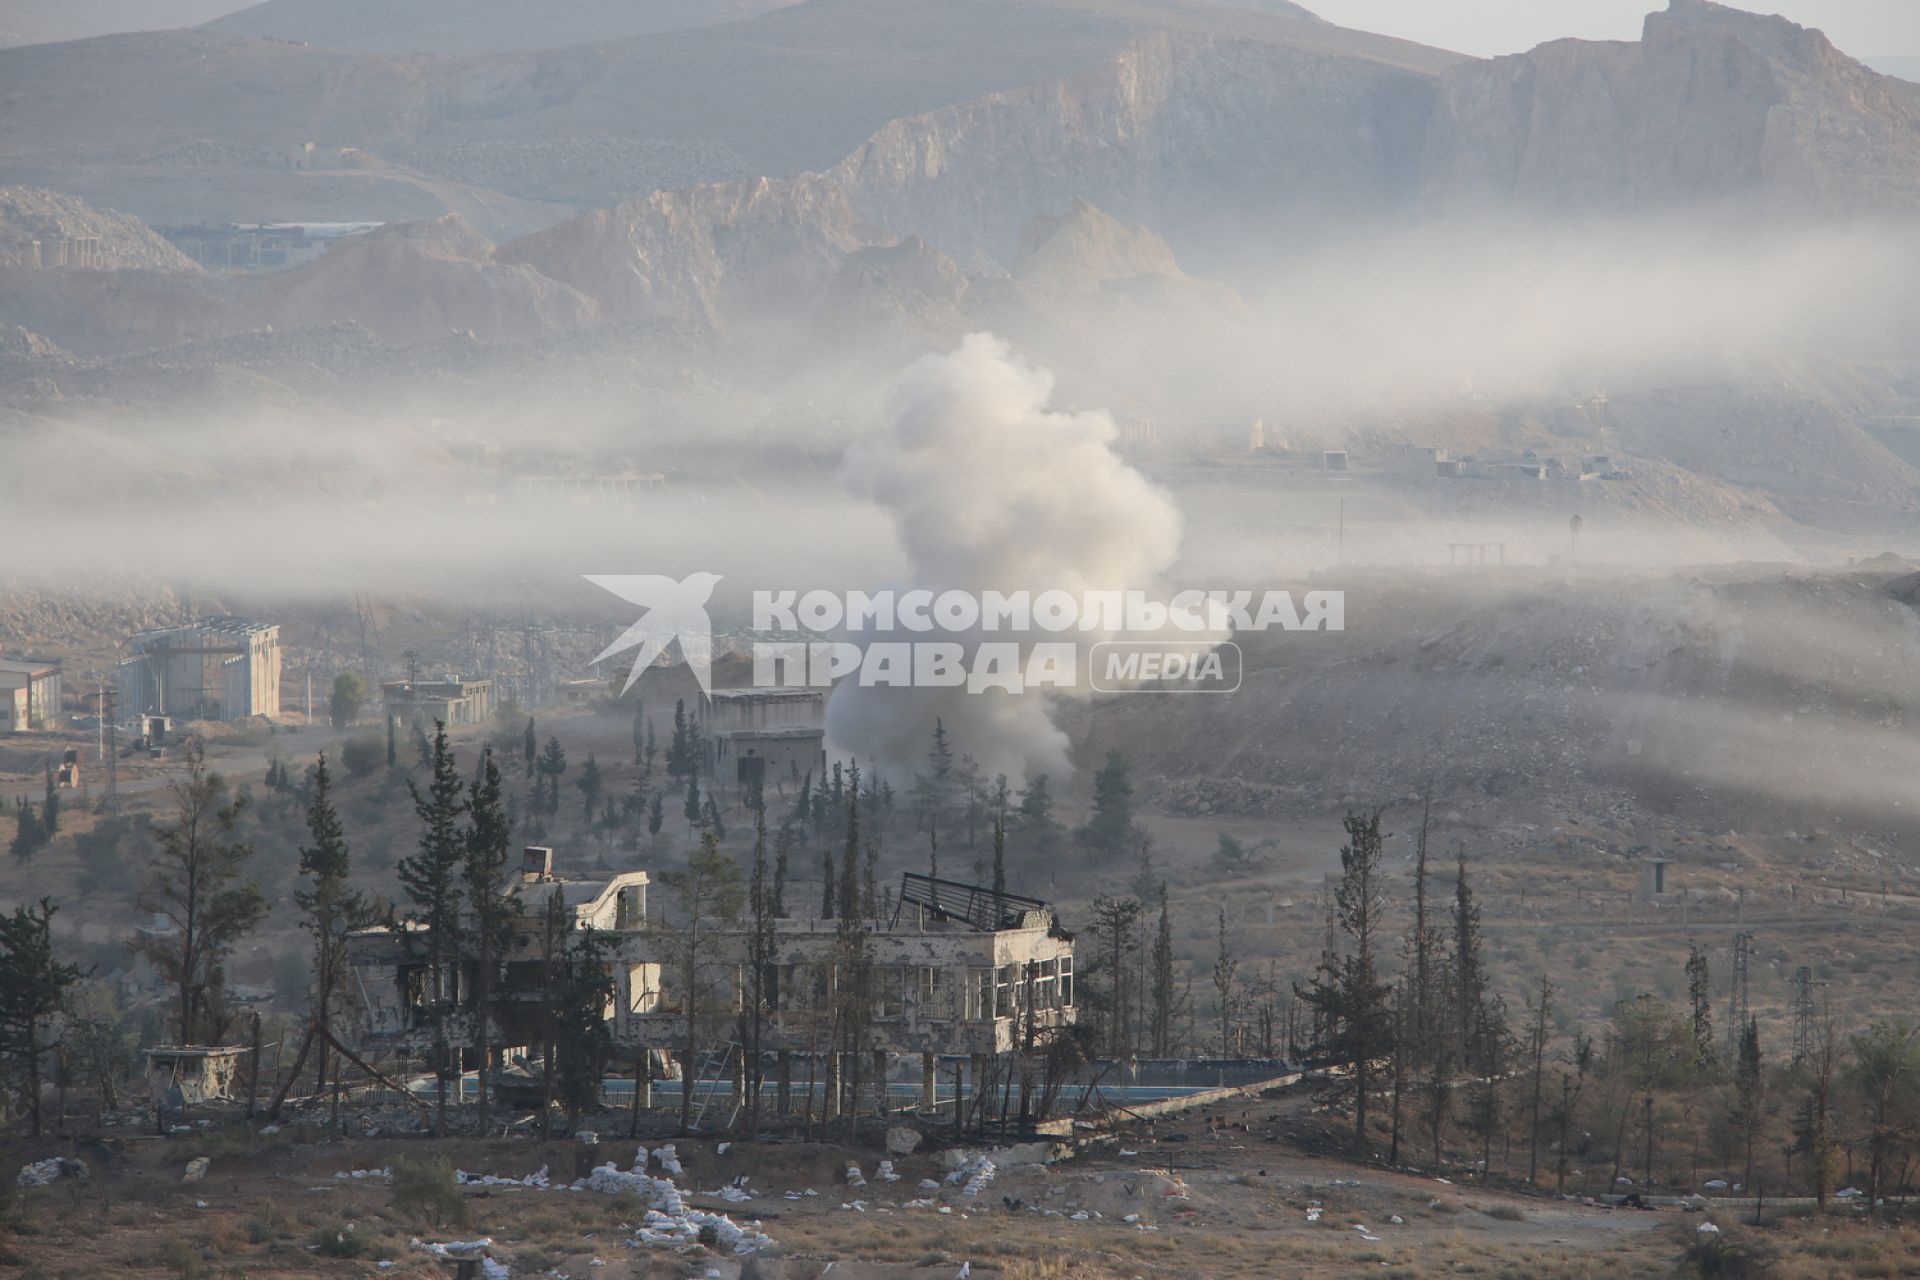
[{"xmin": 825, "ymin": 333, "xmax": 1184, "ymax": 783}]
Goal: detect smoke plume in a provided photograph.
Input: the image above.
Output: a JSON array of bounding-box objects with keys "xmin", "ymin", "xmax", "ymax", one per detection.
[{"xmin": 825, "ymin": 332, "xmax": 1183, "ymax": 784}]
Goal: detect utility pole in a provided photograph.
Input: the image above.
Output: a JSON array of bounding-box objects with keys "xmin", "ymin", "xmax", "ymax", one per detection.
[
  {"xmin": 1790, "ymin": 965, "xmax": 1824, "ymax": 1068},
  {"xmin": 102, "ymin": 686, "xmax": 118, "ymax": 814}
]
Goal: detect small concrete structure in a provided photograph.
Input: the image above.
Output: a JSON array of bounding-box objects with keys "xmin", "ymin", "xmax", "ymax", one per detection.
[
  {"xmin": 0, "ymin": 659, "xmax": 61, "ymax": 731},
  {"xmin": 146, "ymin": 1045, "xmax": 250, "ymax": 1105},
  {"xmin": 1387, "ymin": 444, "xmax": 1448, "ymax": 477},
  {"xmin": 383, "ymin": 675, "xmax": 494, "ymax": 728},
  {"xmin": 703, "ymin": 688, "xmax": 826, "ymax": 790},
  {"xmin": 1322, "ymin": 450, "xmax": 1349, "ymax": 471},
  {"xmin": 1639, "ymin": 858, "xmax": 1672, "ymax": 901},
  {"xmin": 557, "ymin": 678, "xmax": 608, "ymax": 705}
]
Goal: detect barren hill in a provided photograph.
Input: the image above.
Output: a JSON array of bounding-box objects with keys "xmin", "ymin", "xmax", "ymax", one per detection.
[
  {"xmin": 0, "ymin": 0, "xmax": 244, "ymax": 47},
  {"xmin": 204, "ymin": 0, "xmax": 804, "ymax": 54}
]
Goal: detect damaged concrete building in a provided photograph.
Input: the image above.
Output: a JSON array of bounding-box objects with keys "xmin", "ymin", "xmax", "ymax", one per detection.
[
  {"xmin": 382, "ymin": 674, "xmax": 494, "ymax": 728},
  {"xmin": 118, "ymin": 617, "xmax": 281, "ymax": 722},
  {"xmin": 345, "ymin": 849, "xmax": 1075, "ymax": 1118},
  {"xmin": 703, "ymin": 688, "xmax": 827, "ymax": 791}
]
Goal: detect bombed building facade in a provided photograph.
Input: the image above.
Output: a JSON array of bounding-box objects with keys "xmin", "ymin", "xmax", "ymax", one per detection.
[{"xmin": 344, "ymin": 847, "xmax": 1075, "ymax": 1111}]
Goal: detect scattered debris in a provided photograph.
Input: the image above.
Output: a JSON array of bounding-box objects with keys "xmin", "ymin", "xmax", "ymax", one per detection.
[{"xmin": 17, "ymin": 1158, "xmax": 86, "ymax": 1188}]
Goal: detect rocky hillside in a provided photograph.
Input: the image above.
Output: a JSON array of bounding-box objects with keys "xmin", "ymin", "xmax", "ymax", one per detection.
[
  {"xmin": 246, "ymin": 214, "xmax": 600, "ymax": 346},
  {"xmin": 1421, "ymin": 0, "xmax": 1920, "ymax": 216},
  {"xmin": 1074, "ymin": 562, "xmax": 1920, "ymax": 837}
]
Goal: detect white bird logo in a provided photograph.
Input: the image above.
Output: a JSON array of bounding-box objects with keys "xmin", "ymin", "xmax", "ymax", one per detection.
[{"xmin": 585, "ymin": 572, "xmax": 723, "ymax": 696}]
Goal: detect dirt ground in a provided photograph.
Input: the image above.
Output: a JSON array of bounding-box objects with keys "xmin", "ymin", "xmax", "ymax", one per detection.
[{"xmin": 0, "ymin": 1091, "xmax": 1691, "ymax": 1280}]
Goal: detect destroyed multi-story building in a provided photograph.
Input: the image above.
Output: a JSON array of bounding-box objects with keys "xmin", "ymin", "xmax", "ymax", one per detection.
[
  {"xmin": 345, "ymin": 847, "xmax": 1075, "ymax": 1113},
  {"xmin": 118, "ymin": 617, "xmax": 281, "ymax": 723}
]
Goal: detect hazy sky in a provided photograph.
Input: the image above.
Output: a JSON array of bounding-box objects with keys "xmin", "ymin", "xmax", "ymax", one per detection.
[{"xmin": 1306, "ymin": 0, "xmax": 1918, "ymax": 58}]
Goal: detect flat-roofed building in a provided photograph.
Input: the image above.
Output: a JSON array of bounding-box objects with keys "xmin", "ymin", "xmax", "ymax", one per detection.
[{"xmin": 0, "ymin": 659, "xmax": 61, "ymax": 731}]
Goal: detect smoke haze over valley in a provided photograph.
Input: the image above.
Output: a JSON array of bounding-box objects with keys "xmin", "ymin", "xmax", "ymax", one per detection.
[{"xmin": 8, "ymin": 9, "xmax": 1920, "ymax": 1270}]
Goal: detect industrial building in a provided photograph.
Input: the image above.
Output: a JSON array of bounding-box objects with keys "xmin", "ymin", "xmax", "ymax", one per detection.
[
  {"xmin": 0, "ymin": 659, "xmax": 62, "ymax": 732},
  {"xmin": 346, "ymin": 850, "xmax": 1076, "ymax": 1113},
  {"xmin": 382, "ymin": 675, "xmax": 494, "ymax": 728},
  {"xmin": 118, "ymin": 617, "xmax": 281, "ymax": 723}
]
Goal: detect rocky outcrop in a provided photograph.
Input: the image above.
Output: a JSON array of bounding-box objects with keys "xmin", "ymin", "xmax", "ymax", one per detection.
[
  {"xmin": 1420, "ymin": 0, "xmax": 1920, "ymax": 216},
  {"xmin": 248, "ymin": 214, "xmax": 600, "ymax": 346},
  {"xmin": 829, "ymin": 29, "xmax": 1449, "ymax": 266},
  {"xmin": 0, "ymin": 186, "xmax": 197, "ymax": 271},
  {"xmin": 496, "ymin": 174, "xmax": 870, "ymax": 328}
]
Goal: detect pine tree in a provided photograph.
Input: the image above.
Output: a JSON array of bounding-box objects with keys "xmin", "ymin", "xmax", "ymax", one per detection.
[
  {"xmin": 1525, "ymin": 977, "xmax": 1553, "ymax": 1186},
  {"xmin": 1076, "ymin": 752, "xmax": 1135, "ymax": 861},
  {"xmin": 862, "ymin": 839, "xmax": 879, "ymax": 920},
  {"xmin": 9, "ymin": 798, "xmax": 45, "ymax": 858},
  {"xmin": 398, "ymin": 721, "xmax": 467, "ymax": 1134},
  {"xmin": 137, "ymin": 745, "xmax": 266, "ymax": 1046},
  {"xmin": 295, "ymin": 755, "xmax": 367, "ymax": 1131},
  {"xmin": 1212, "ymin": 906, "xmax": 1240, "ymax": 1055},
  {"xmin": 537, "ymin": 737, "xmax": 567, "ymax": 815},
  {"xmin": 1294, "ymin": 809, "xmax": 1393, "ymax": 1154},
  {"xmin": 684, "ymin": 773, "xmax": 703, "ymax": 832},
  {"xmin": 524, "ymin": 716, "xmax": 537, "ymax": 778},
  {"xmin": 991, "ymin": 811, "xmax": 1007, "ymax": 898},
  {"xmin": 653, "ymin": 833, "xmax": 743, "ymax": 1134},
  {"xmin": 838, "ymin": 764, "xmax": 862, "ymax": 921},
  {"xmin": 1453, "ymin": 846, "xmax": 1509, "ymax": 1172},
  {"xmin": 463, "ymin": 746, "xmax": 516, "ymax": 1135},
  {"xmin": 387, "ymin": 714, "xmax": 397, "ymax": 769},
  {"xmin": 577, "ymin": 753, "xmax": 603, "ymax": 821},
  {"xmin": 667, "ymin": 700, "xmax": 693, "ymax": 778},
  {"xmin": 647, "ymin": 793, "xmax": 664, "ymax": 840},
  {"xmin": 821, "ymin": 849, "xmax": 835, "ymax": 920},
  {"xmin": 704, "ymin": 794, "xmax": 725, "ymax": 840},
  {"xmin": 743, "ymin": 802, "xmax": 774, "ymax": 1133},
  {"xmin": 1731, "ymin": 1017, "xmax": 1764, "ymax": 1192},
  {"xmin": 0, "ymin": 899, "xmax": 83, "ymax": 1136},
  {"xmin": 772, "ymin": 823, "xmax": 792, "ymax": 918},
  {"xmin": 1089, "ymin": 895, "xmax": 1143, "ymax": 1057},
  {"xmin": 792, "ymin": 771, "xmax": 813, "ymax": 835},
  {"xmin": 41, "ymin": 765, "xmax": 58, "ymax": 836},
  {"xmin": 1017, "ymin": 774, "xmax": 1057, "ymax": 852},
  {"xmin": 1150, "ymin": 884, "xmax": 1175, "ymax": 1057},
  {"xmin": 632, "ymin": 702, "xmax": 647, "ymax": 766}
]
